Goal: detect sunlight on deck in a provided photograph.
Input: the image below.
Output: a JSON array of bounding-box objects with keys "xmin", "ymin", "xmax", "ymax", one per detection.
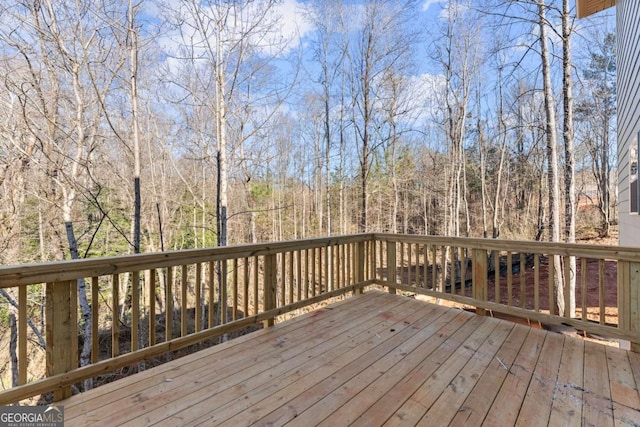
[{"xmin": 61, "ymin": 291, "xmax": 640, "ymax": 426}]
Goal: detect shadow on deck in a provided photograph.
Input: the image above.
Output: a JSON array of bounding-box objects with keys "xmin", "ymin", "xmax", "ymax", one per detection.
[{"xmin": 61, "ymin": 291, "xmax": 640, "ymax": 426}]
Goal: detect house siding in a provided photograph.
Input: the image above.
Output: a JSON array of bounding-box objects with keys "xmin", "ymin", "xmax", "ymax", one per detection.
[{"xmin": 617, "ymin": 0, "xmax": 640, "ymax": 246}]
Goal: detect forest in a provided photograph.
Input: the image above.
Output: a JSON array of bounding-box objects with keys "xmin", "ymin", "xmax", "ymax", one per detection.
[{"xmin": 0, "ymin": 0, "xmax": 616, "ymax": 266}]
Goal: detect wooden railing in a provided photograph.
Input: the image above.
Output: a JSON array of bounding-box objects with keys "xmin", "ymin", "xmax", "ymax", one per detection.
[
  {"xmin": 1, "ymin": 233, "xmax": 639, "ymax": 404},
  {"xmin": 0, "ymin": 235, "xmax": 375, "ymax": 404},
  {"xmin": 375, "ymin": 234, "xmax": 640, "ymax": 351}
]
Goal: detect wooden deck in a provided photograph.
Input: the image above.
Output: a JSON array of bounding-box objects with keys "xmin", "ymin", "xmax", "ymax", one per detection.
[{"xmin": 60, "ymin": 291, "xmax": 640, "ymax": 426}]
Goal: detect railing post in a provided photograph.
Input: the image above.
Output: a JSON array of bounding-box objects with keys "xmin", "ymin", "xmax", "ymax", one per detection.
[
  {"xmin": 355, "ymin": 241, "xmax": 365, "ymax": 295},
  {"xmin": 263, "ymin": 254, "xmax": 277, "ymax": 328},
  {"xmin": 472, "ymin": 249, "xmax": 487, "ymax": 316},
  {"xmin": 387, "ymin": 241, "xmax": 397, "ymax": 294},
  {"xmin": 45, "ymin": 281, "xmax": 75, "ymax": 401},
  {"xmin": 619, "ymin": 261, "xmax": 640, "ymax": 352}
]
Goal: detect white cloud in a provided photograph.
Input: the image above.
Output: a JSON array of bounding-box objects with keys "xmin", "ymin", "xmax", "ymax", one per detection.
[
  {"xmin": 271, "ymin": 0, "xmax": 314, "ymax": 54},
  {"xmin": 422, "ymin": 0, "xmax": 444, "ymax": 12},
  {"xmin": 404, "ymin": 73, "xmax": 447, "ymax": 120},
  {"xmin": 152, "ymin": 0, "xmax": 313, "ymax": 61}
]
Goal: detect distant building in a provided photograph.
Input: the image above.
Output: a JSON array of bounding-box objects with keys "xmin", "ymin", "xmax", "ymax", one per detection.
[{"xmin": 578, "ymin": 0, "xmax": 639, "ymax": 246}]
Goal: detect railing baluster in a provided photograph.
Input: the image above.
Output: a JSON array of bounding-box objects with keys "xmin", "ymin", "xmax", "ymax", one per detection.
[
  {"xmin": 311, "ymin": 247, "xmax": 317, "ymax": 297},
  {"xmin": 289, "ymin": 251, "xmax": 295, "ymax": 302},
  {"xmin": 564, "ymin": 256, "xmax": 571, "ymax": 318},
  {"xmin": 181, "ymin": 265, "xmax": 188, "ymax": 336},
  {"xmin": 340, "ymin": 244, "xmax": 345, "ymax": 288},
  {"xmin": 418, "ymin": 245, "xmax": 429, "ymax": 288},
  {"xmin": 599, "ymin": 259, "xmax": 605, "ymax": 325},
  {"xmin": 220, "ymin": 260, "xmax": 227, "ymax": 325},
  {"xmin": 148, "ymin": 270, "xmax": 156, "ymax": 346},
  {"xmin": 92, "ymin": 276, "xmax": 100, "ymax": 363},
  {"xmin": 18, "ymin": 286, "xmax": 27, "ymax": 385},
  {"xmin": 431, "ymin": 245, "xmax": 436, "ymax": 290},
  {"xmin": 379, "ymin": 240, "xmax": 385, "ymax": 281},
  {"xmin": 399, "ymin": 242, "xmax": 405, "ymax": 285},
  {"xmin": 507, "ymin": 251, "xmax": 512, "ymax": 306},
  {"xmin": 534, "ymin": 255, "xmax": 540, "ymax": 312},
  {"xmin": 356, "ymin": 241, "xmax": 365, "ymax": 294},
  {"xmin": 112, "ymin": 274, "xmax": 119, "ymax": 357},
  {"xmin": 280, "ymin": 252, "xmax": 286, "ymax": 305},
  {"xmin": 304, "ymin": 248, "xmax": 309, "ymax": 299},
  {"xmin": 363, "ymin": 242, "xmax": 368, "ymax": 279},
  {"xmin": 327, "ymin": 246, "xmax": 333, "ymax": 293},
  {"xmin": 347, "ymin": 244, "xmax": 351, "ymax": 287},
  {"xmin": 337, "ymin": 244, "xmax": 341, "ymax": 289},
  {"xmin": 581, "ymin": 258, "xmax": 587, "ymax": 321},
  {"xmin": 253, "ymin": 256, "xmax": 259, "ymax": 313},
  {"xmin": 326, "ymin": 245, "xmax": 331, "ymax": 291},
  {"xmin": 408, "ymin": 243, "xmax": 413, "ymax": 286},
  {"xmin": 321, "ymin": 246, "xmax": 326, "ymax": 293},
  {"xmin": 459, "ymin": 247, "xmax": 466, "ymax": 296},
  {"xmin": 440, "ymin": 245, "xmax": 446, "ymax": 294},
  {"xmin": 132, "ymin": 270, "xmax": 140, "ymax": 351},
  {"xmin": 343, "ymin": 244, "xmax": 348, "ymax": 286},
  {"xmin": 316, "ymin": 247, "xmax": 320, "ymax": 295},
  {"xmin": 233, "ymin": 258, "xmax": 239, "ymax": 321},
  {"xmin": 372, "ymin": 240, "xmax": 376, "ymax": 279},
  {"xmin": 208, "ymin": 261, "xmax": 215, "ymax": 327},
  {"xmin": 195, "ymin": 263, "xmax": 202, "ymax": 333},
  {"xmin": 548, "ymin": 257, "xmax": 555, "ymax": 316},
  {"xmin": 494, "ymin": 251, "xmax": 499, "ymax": 302},
  {"xmin": 295, "ymin": 251, "xmax": 301, "ymax": 301},
  {"xmin": 243, "ymin": 258, "xmax": 249, "ymax": 317},
  {"xmin": 166, "ymin": 266, "xmax": 173, "ymax": 340},
  {"xmin": 520, "ymin": 253, "xmax": 526, "ymax": 309}
]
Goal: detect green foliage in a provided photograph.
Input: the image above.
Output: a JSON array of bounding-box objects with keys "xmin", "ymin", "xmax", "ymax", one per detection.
[
  {"xmin": 578, "ymin": 32, "xmax": 617, "ymax": 119},
  {"xmin": 249, "ymin": 181, "xmax": 273, "ymax": 203},
  {"xmin": 583, "ymin": 33, "xmax": 616, "ymax": 81}
]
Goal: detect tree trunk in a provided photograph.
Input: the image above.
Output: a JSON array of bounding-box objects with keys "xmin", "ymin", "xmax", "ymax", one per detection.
[
  {"xmin": 130, "ymin": 2, "xmax": 141, "ymax": 255},
  {"xmin": 539, "ymin": 0, "xmax": 564, "ymax": 315},
  {"xmin": 478, "ymin": 98, "xmax": 488, "ymax": 239},
  {"xmin": 562, "ymin": 0, "xmax": 576, "ymax": 318},
  {"xmin": 601, "ymin": 113, "xmax": 611, "ymax": 237}
]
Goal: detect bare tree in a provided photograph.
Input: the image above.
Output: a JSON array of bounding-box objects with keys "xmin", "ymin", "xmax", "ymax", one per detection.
[
  {"xmin": 432, "ymin": 0, "xmax": 484, "ymax": 237},
  {"xmin": 0, "ymin": 0, "xmax": 127, "ymax": 388},
  {"xmin": 538, "ymin": 0, "xmax": 564, "ymax": 314},
  {"xmin": 346, "ymin": 0, "xmax": 417, "ymax": 232},
  {"xmin": 129, "ymin": 0, "xmax": 142, "ymax": 254},
  {"xmin": 561, "ymin": 0, "xmax": 576, "ymax": 317},
  {"xmin": 576, "ymin": 31, "xmax": 616, "ymax": 238}
]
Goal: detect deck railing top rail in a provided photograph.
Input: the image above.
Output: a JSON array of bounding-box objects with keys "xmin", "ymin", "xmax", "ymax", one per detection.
[
  {"xmin": 0, "ymin": 234, "xmax": 371, "ymax": 288},
  {"xmin": 374, "ymin": 233, "xmax": 640, "ymax": 262}
]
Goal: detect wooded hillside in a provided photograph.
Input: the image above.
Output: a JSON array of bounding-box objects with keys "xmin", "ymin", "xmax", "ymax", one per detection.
[{"xmin": 0, "ymin": 0, "xmax": 616, "ymax": 265}]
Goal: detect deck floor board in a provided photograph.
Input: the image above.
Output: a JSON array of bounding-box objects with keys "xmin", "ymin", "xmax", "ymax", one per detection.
[
  {"xmin": 60, "ymin": 291, "xmax": 640, "ymax": 427},
  {"xmin": 448, "ymin": 323, "xmax": 531, "ymax": 427}
]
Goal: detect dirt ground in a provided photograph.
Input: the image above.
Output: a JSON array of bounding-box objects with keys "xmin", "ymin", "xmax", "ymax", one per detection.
[{"xmin": 480, "ymin": 256, "xmax": 618, "ymax": 323}]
